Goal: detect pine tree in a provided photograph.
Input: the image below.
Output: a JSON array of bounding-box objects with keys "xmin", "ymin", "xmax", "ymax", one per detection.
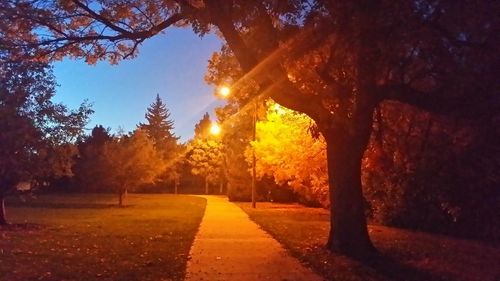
[
  {"xmin": 194, "ymin": 112, "xmax": 212, "ymax": 139},
  {"xmin": 139, "ymin": 94, "xmax": 179, "ymax": 155}
]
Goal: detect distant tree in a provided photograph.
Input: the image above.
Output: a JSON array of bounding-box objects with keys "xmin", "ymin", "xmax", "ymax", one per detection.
[
  {"xmin": 187, "ymin": 114, "xmax": 223, "ymax": 194},
  {"xmin": 187, "ymin": 138, "xmax": 223, "ymax": 194},
  {"xmin": 138, "ymin": 94, "xmax": 180, "ymax": 189},
  {"xmin": 194, "ymin": 112, "xmax": 211, "ymax": 139},
  {"xmin": 105, "ymin": 129, "xmax": 166, "ymax": 206},
  {"xmin": 73, "ymin": 125, "xmax": 114, "ymax": 192},
  {"xmin": 139, "ymin": 94, "xmax": 179, "ymax": 152},
  {"xmin": 0, "ymin": 59, "xmax": 92, "ymax": 224}
]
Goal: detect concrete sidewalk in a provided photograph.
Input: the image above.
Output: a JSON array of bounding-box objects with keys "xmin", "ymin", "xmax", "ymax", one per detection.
[{"xmin": 185, "ymin": 196, "xmax": 323, "ymax": 281}]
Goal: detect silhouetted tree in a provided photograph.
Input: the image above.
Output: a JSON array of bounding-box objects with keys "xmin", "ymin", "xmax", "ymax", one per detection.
[
  {"xmin": 139, "ymin": 94, "xmax": 179, "ymax": 152},
  {"xmin": 73, "ymin": 125, "xmax": 114, "ymax": 192},
  {"xmin": 0, "ymin": 59, "xmax": 92, "ymax": 224},
  {"xmin": 138, "ymin": 94, "xmax": 180, "ymax": 190},
  {"xmin": 194, "ymin": 112, "xmax": 212, "ymax": 139}
]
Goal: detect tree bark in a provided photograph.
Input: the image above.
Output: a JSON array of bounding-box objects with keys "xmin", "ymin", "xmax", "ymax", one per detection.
[
  {"xmin": 323, "ymin": 119, "xmax": 376, "ymax": 259},
  {"xmin": 205, "ymin": 177, "xmax": 209, "ymax": 194},
  {"xmin": 118, "ymin": 189, "xmax": 124, "ymax": 207},
  {"xmin": 0, "ymin": 193, "xmax": 7, "ymax": 225}
]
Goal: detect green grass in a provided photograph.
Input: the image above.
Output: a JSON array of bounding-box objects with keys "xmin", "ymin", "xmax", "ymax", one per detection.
[
  {"xmin": 238, "ymin": 202, "xmax": 500, "ymax": 281},
  {"xmin": 0, "ymin": 194, "xmax": 206, "ymax": 281}
]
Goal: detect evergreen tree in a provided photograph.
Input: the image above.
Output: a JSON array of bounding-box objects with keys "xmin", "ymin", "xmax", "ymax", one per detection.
[
  {"xmin": 139, "ymin": 94, "xmax": 180, "ymax": 190},
  {"xmin": 139, "ymin": 94, "xmax": 179, "ymax": 154},
  {"xmin": 194, "ymin": 112, "xmax": 212, "ymax": 139}
]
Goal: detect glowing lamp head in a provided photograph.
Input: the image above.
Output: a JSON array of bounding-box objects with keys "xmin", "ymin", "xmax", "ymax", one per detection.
[
  {"xmin": 218, "ymin": 86, "xmax": 231, "ymax": 97},
  {"xmin": 210, "ymin": 123, "xmax": 221, "ymax": 135}
]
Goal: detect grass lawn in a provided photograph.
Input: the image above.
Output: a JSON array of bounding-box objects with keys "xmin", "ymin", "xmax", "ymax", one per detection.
[
  {"xmin": 0, "ymin": 194, "xmax": 206, "ymax": 281},
  {"xmin": 238, "ymin": 202, "xmax": 500, "ymax": 281}
]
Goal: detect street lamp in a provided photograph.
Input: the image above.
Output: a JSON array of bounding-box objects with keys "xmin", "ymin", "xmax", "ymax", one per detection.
[
  {"xmin": 218, "ymin": 85, "xmax": 231, "ymax": 97},
  {"xmin": 210, "ymin": 122, "xmax": 221, "ymax": 135},
  {"xmin": 209, "ymin": 122, "xmax": 225, "ymax": 195},
  {"xmin": 251, "ymin": 96, "xmax": 257, "ymax": 208},
  {"xmin": 217, "ymin": 85, "xmax": 257, "ymax": 208}
]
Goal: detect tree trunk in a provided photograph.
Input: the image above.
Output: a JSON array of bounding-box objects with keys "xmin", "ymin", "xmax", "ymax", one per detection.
[
  {"xmin": 0, "ymin": 193, "xmax": 7, "ymax": 225},
  {"xmin": 323, "ymin": 121, "xmax": 376, "ymax": 259},
  {"xmin": 205, "ymin": 177, "xmax": 209, "ymax": 194},
  {"xmin": 219, "ymin": 181, "xmax": 223, "ymax": 194},
  {"xmin": 118, "ymin": 189, "xmax": 124, "ymax": 207}
]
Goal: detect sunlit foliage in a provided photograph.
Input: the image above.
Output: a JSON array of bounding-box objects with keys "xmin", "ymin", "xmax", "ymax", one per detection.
[
  {"xmin": 186, "ymin": 114, "xmax": 223, "ymax": 194},
  {"xmin": 249, "ymin": 101, "xmax": 328, "ymax": 206}
]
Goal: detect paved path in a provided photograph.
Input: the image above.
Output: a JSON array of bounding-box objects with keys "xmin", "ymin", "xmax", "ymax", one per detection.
[{"xmin": 185, "ymin": 196, "xmax": 323, "ymax": 281}]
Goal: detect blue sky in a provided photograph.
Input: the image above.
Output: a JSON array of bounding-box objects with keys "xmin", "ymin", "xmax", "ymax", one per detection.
[{"xmin": 52, "ymin": 28, "xmax": 224, "ymax": 142}]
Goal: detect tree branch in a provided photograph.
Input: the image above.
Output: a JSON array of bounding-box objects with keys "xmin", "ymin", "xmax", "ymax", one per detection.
[
  {"xmin": 378, "ymin": 84, "xmax": 499, "ymax": 118},
  {"xmin": 72, "ymin": 0, "xmax": 131, "ymax": 35},
  {"xmin": 206, "ymin": 0, "xmax": 327, "ymax": 121},
  {"xmin": 15, "ymin": 13, "xmax": 183, "ymax": 50}
]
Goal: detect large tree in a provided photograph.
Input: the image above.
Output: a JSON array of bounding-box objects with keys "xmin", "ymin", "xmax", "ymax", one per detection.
[
  {"xmin": 0, "ymin": 58, "xmax": 92, "ymax": 224},
  {"xmin": 2, "ymin": 0, "xmax": 498, "ymax": 257}
]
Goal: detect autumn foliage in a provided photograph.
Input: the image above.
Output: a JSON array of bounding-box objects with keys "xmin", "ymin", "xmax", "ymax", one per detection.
[{"xmin": 249, "ymin": 102, "xmax": 328, "ymax": 207}]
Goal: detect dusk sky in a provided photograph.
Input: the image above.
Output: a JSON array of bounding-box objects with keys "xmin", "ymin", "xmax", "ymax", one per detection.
[{"xmin": 52, "ymin": 28, "xmax": 225, "ymax": 142}]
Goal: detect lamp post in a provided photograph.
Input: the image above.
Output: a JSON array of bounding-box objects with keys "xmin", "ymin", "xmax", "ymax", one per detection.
[
  {"xmin": 251, "ymin": 96, "xmax": 257, "ymax": 208},
  {"xmin": 217, "ymin": 85, "xmax": 257, "ymax": 208}
]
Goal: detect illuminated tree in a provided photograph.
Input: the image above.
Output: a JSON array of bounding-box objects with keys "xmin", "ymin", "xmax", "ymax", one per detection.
[
  {"xmin": 105, "ymin": 129, "xmax": 166, "ymax": 206},
  {"xmin": 187, "ymin": 114, "xmax": 223, "ymax": 194},
  {"xmin": 250, "ymin": 102, "xmax": 328, "ymax": 206},
  {"xmin": 3, "ymin": 0, "xmax": 497, "ymax": 257},
  {"xmin": 187, "ymin": 138, "xmax": 223, "ymax": 194}
]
